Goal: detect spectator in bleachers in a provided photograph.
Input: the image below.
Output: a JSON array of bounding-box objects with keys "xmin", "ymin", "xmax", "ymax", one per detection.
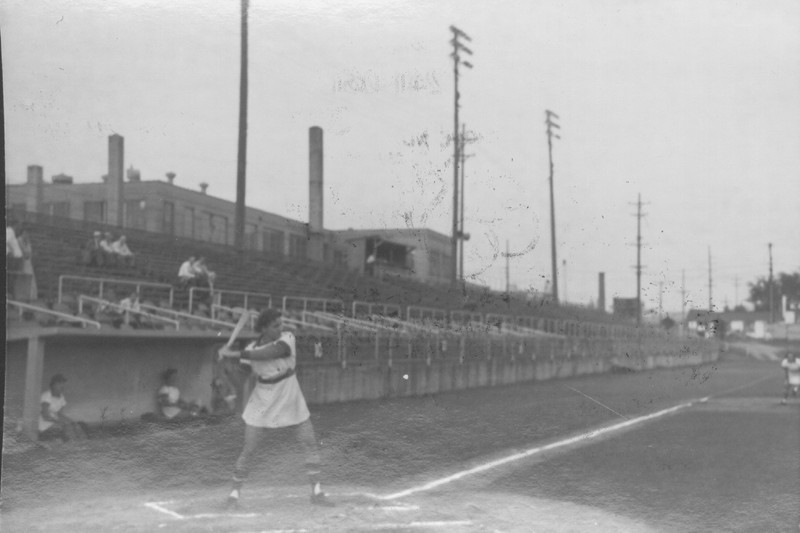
[
  {"xmin": 6, "ymin": 224, "xmax": 23, "ymax": 272},
  {"xmin": 39, "ymin": 374, "xmax": 89, "ymax": 443},
  {"xmin": 16, "ymin": 227, "xmax": 38, "ymax": 301},
  {"xmin": 111, "ymin": 235, "xmax": 135, "ymax": 267},
  {"xmin": 100, "ymin": 232, "xmax": 117, "ymax": 266},
  {"xmin": 80, "ymin": 231, "xmax": 105, "ymax": 267},
  {"xmin": 119, "ymin": 291, "xmax": 142, "ymax": 328},
  {"xmin": 7, "ymin": 224, "xmax": 24, "ymax": 299},
  {"xmin": 192, "ymin": 257, "xmax": 217, "ymax": 291},
  {"xmin": 157, "ymin": 368, "xmax": 203, "ymax": 420},
  {"xmin": 178, "ymin": 256, "xmax": 196, "ymax": 288}
]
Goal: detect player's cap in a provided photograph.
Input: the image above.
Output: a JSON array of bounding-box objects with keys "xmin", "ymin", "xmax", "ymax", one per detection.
[{"xmin": 50, "ymin": 374, "xmax": 67, "ymax": 386}]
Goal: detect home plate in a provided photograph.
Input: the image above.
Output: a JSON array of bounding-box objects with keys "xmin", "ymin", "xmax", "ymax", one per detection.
[{"xmin": 144, "ymin": 490, "xmax": 477, "ymax": 531}]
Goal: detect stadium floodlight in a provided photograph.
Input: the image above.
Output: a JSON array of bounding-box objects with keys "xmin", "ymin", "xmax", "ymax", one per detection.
[{"xmin": 462, "ymin": 61, "xmax": 474, "ymax": 69}]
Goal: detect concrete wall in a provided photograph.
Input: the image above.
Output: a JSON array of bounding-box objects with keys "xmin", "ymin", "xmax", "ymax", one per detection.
[
  {"xmin": 5, "ymin": 329, "xmax": 717, "ymax": 433},
  {"xmin": 5, "ymin": 334, "xmax": 216, "ymax": 426}
]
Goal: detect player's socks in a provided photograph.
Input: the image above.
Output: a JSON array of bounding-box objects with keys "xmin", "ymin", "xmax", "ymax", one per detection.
[{"xmin": 309, "ymin": 482, "xmax": 335, "ymax": 506}]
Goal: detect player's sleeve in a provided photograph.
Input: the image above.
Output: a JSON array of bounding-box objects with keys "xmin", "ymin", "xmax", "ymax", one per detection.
[
  {"xmin": 781, "ymin": 359, "xmax": 789, "ymax": 369},
  {"xmin": 277, "ymin": 331, "xmax": 296, "ymax": 359}
]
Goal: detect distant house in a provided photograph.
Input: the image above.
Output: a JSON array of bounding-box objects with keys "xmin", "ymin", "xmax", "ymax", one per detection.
[{"xmin": 685, "ymin": 309, "xmax": 772, "ymax": 338}]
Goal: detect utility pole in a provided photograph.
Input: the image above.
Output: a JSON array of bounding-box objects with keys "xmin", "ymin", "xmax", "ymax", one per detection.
[
  {"xmin": 546, "ymin": 110, "xmax": 561, "ymax": 304},
  {"xmin": 450, "ymin": 25, "xmax": 473, "ymax": 287},
  {"xmin": 681, "ymin": 269, "xmax": 686, "ymax": 334},
  {"xmin": 768, "ymin": 243, "xmax": 774, "ymax": 323},
  {"xmin": 708, "ymin": 246, "xmax": 713, "ymax": 312},
  {"xmin": 734, "ymin": 275, "xmax": 739, "ymax": 309},
  {"xmin": 458, "ymin": 124, "xmax": 474, "ymax": 282},
  {"xmin": 562, "ymin": 259, "xmax": 568, "ymax": 304},
  {"xmin": 631, "ymin": 194, "xmax": 646, "ymax": 326},
  {"xmin": 234, "ymin": 0, "xmax": 249, "ymax": 252},
  {"xmin": 505, "ymin": 240, "xmax": 510, "ymax": 303}
]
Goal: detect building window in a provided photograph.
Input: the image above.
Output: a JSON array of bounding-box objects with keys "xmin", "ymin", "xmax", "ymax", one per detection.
[
  {"xmin": 124, "ymin": 200, "xmax": 146, "ymax": 230},
  {"xmin": 246, "ymin": 224, "xmax": 258, "ymax": 250},
  {"xmin": 42, "ymin": 202, "xmax": 71, "ymax": 218},
  {"xmin": 183, "ymin": 207, "xmax": 195, "ymax": 239},
  {"xmin": 262, "ymin": 230, "xmax": 284, "ymax": 255},
  {"xmin": 289, "ymin": 234, "xmax": 307, "ymax": 259},
  {"xmin": 163, "ymin": 201, "xmax": 175, "ymax": 235},
  {"xmin": 84, "ymin": 201, "xmax": 106, "ymax": 223}
]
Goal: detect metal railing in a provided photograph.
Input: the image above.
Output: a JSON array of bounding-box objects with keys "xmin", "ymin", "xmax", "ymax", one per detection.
[
  {"xmin": 78, "ymin": 295, "xmax": 180, "ymax": 330},
  {"xmin": 406, "ymin": 305, "xmax": 448, "ymax": 325},
  {"xmin": 352, "ymin": 301, "xmax": 403, "ymax": 319},
  {"xmin": 140, "ymin": 302, "xmax": 238, "ymax": 330},
  {"xmin": 282, "ymin": 296, "xmax": 345, "ymax": 316},
  {"xmin": 188, "ymin": 287, "xmax": 272, "ymax": 315},
  {"xmin": 59, "ymin": 275, "xmax": 174, "ymax": 307},
  {"xmin": 7, "ymin": 299, "xmax": 102, "ymax": 329}
]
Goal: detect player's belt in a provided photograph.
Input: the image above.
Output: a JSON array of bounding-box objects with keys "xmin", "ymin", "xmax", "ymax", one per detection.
[{"xmin": 257, "ymin": 368, "xmax": 295, "ymax": 385}]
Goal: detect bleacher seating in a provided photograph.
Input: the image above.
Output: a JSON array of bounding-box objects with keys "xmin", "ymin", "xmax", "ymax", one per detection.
[{"xmin": 10, "ymin": 210, "xmax": 628, "ymax": 327}]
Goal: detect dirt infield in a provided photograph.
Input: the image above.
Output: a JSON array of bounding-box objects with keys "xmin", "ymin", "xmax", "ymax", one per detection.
[{"xmin": 2, "ymin": 352, "xmax": 796, "ymax": 532}]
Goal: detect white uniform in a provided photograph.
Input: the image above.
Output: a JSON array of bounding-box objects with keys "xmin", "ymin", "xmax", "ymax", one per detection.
[
  {"xmin": 158, "ymin": 385, "xmax": 182, "ymax": 418},
  {"xmin": 782, "ymin": 358, "xmax": 800, "ymax": 387},
  {"xmin": 242, "ymin": 331, "xmax": 310, "ymax": 428},
  {"xmin": 39, "ymin": 390, "xmax": 67, "ymax": 432}
]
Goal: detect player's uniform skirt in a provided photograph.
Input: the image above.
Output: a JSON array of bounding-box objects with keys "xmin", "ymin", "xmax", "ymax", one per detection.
[{"xmin": 242, "ymin": 375, "xmax": 310, "ymax": 428}]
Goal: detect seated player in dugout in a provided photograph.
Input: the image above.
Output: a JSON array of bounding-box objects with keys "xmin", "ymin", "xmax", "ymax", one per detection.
[
  {"xmin": 156, "ymin": 368, "xmax": 204, "ymax": 420},
  {"xmin": 218, "ymin": 308, "xmax": 335, "ymax": 508},
  {"xmin": 39, "ymin": 374, "xmax": 89, "ymax": 442}
]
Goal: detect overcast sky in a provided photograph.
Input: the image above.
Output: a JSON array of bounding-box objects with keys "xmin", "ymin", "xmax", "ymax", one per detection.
[{"xmin": 3, "ymin": 0, "xmax": 799, "ymax": 315}]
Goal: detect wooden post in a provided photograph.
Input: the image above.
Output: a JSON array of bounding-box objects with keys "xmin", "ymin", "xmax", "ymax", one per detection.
[{"xmin": 23, "ymin": 336, "xmax": 45, "ymax": 441}]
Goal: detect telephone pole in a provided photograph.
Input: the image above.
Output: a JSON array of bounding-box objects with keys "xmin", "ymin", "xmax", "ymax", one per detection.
[
  {"xmin": 631, "ymin": 194, "xmax": 646, "ymax": 325},
  {"xmin": 546, "ymin": 110, "xmax": 561, "ymax": 304},
  {"xmin": 450, "ymin": 25, "xmax": 473, "ymax": 287},
  {"xmin": 505, "ymin": 240, "xmax": 510, "ymax": 301},
  {"xmin": 768, "ymin": 243, "xmax": 774, "ymax": 323},
  {"xmin": 708, "ymin": 246, "xmax": 713, "ymax": 311},
  {"xmin": 681, "ymin": 269, "xmax": 686, "ymax": 327},
  {"xmin": 234, "ymin": 0, "xmax": 249, "ymax": 252},
  {"xmin": 458, "ymin": 124, "xmax": 474, "ymax": 282}
]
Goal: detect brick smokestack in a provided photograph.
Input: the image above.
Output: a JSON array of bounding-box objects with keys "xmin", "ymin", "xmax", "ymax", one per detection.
[
  {"xmin": 107, "ymin": 134, "xmax": 124, "ymax": 226},
  {"xmin": 26, "ymin": 165, "xmax": 44, "ymax": 213},
  {"xmin": 598, "ymin": 272, "xmax": 606, "ymax": 312},
  {"xmin": 309, "ymin": 126, "xmax": 324, "ymax": 234}
]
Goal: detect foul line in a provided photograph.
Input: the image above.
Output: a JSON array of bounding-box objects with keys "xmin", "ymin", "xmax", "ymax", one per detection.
[
  {"xmin": 381, "ymin": 373, "xmax": 776, "ymax": 501},
  {"xmin": 379, "ymin": 400, "xmax": 694, "ymax": 500},
  {"xmin": 144, "ymin": 501, "xmax": 185, "ymax": 520}
]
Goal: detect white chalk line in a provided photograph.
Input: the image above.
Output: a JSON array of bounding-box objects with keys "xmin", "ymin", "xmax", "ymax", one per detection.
[
  {"xmin": 144, "ymin": 499, "xmax": 261, "ymax": 520},
  {"xmin": 144, "ymin": 491, "xmax": 405, "ymax": 521},
  {"xmin": 380, "ymin": 373, "xmax": 776, "ymax": 501},
  {"xmin": 144, "ymin": 502, "xmax": 185, "ymax": 520},
  {"xmin": 364, "ymin": 520, "xmax": 473, "ymax": 530},
  {"xmin": 379, "ymin": 400, "xmax": 694, "ymax": 500}
]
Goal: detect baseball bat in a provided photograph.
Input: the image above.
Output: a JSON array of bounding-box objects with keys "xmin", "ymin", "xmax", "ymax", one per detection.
[{"xmin": 219, "ymin": 309, "xmax": 250, "ymax": 360}]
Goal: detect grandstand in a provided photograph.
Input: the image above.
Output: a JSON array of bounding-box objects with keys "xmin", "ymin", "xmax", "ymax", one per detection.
[{"xmin": 9, "ymin": 209, "xmax": 625, "ymax": 330}]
